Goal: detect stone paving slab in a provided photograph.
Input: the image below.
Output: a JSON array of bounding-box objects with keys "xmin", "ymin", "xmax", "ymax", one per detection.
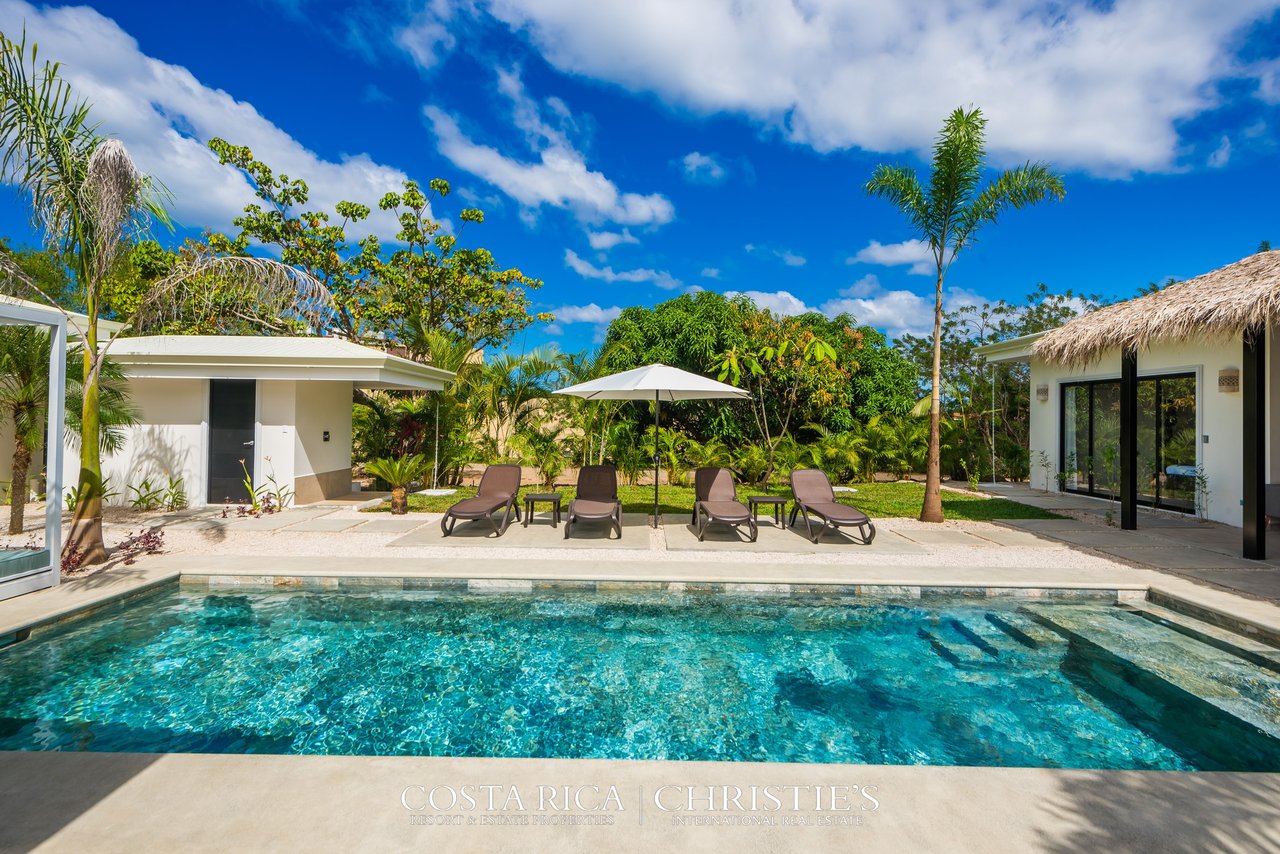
[
  {"xmin": 996, "ymin": 518, "xmax": 1097, "ymax": 532},
  {"xmin": 229, "ymin": 509, "xmax": 335, "ymax": 532},
  {"xmin": 349, "ymin": 517, "xmax": 429, "ymax": 534},
  {"xmin": 969, "ymin": 526, "xmax": 1062, "ymax": 547},
  {"xmin": 1103, "ymin": 545, "xmax": 1267, "ymax": 571},
  {"xmin": 387, "ymin": 512, "xmax": 651, "ymax": 549},
  {"xmin": 894, "ymin": 528, "xmax": 991, "ymax": 547},
  {"xmin": 1129, "ymin": 514, "xmax": 1205, "ymax": 528},
  {"xmin": 661, "ymin": 515, "xmax": 907, "ymax": 554},
  {"xmin": 1034, "ymin": 528, "xmax": 1170, "ymax": 549},
  {"xmin": 156, "ymin": 518, "xmax": 230, "ymax": 531},
  {"xmin": 1166, "ymin": 567, "xmax": 1280, "ymax": 600},
  {"xmin": 279, "ymin": 516, "xmax": 365, "ymax": 533}
]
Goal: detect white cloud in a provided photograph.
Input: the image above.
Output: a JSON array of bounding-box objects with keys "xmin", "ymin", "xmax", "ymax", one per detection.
[
  {"xmin": 840, "ymin": 273, "xmax": 882, "ymax": 298},
  {"xmin": 745, "ymin": 243, "xmax": 807, "ymax": 266},
  {"xmin": 680, "ymin": 151, "xmax": 726, "ymax": 183},
  {"xmin": 0, "ymin": 1, "xmax": 420, "ymax": 239},
  {"xmin": 548, "ymin": 301, "xmax": 621, "ymax": 341},
  {"xmin": 819, "ymin": 276, "xmax": 991, "ymax": 339},
  {"xmin": 586, "ymin": 228, "xmax": 639, "ymax": 251},
  {"xmin": 424, "ymin": 70, "xmax": 674, "ymax": 227},
  {"xmin": 700, "ymin": 267, "xmax": 721, "ymax": 279},
  {"xmin": 470, "ymin": 0, "xmax": 1278, "ymax": 175},
  {"xmin": 1208, "ymin": 135, "xmax": 1232, "ymax": 168},
  {"xmin": 395, "ymin": 1, "xmax": 457, "ymax": 71},
  {"xmin": 0, "ymin": 1, "xmax": 418, "ymax": 240},
  {"xmin": 553, "ymin": 302, "xmax": 623, "ymax": 324},
  {"xmin": 564, "ymin": 249, "xmax": 682, "ymax": 290},
  {"xmin": 850, "ymin": 239, "xmax": 936, "ymax": 276},
  {"xmin": 727, "ymin": 289, "xmax": 813, "ymax": 316}
]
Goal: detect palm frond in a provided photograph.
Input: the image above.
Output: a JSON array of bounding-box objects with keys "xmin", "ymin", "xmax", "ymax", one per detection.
[
  {"xmin": 954, "ymin": 162, "xmax": 1065, "ymax": 247},
  {"xmin": 0, "ymin": 32, "xmax": 100, "ymax": 257},
  {"xmin": 130, "ymin": 250, "xmax": 335, "ymax": 336},
  {"xmin": 863, "ymin": 164, "xmax": 928, "ymax": 235},
  {"xmin": 925, "ymin": 108, "xmax": 987, "ymax": 241}
]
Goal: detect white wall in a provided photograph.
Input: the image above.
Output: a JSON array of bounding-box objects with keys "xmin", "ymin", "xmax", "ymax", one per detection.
[
  {"xmin": 62, "ymin": 377, "xmax": 358, "ymax": 508},
  {"xmin": 1028, "ymin": 332, "xmax": 1272, "ymax": 527},
  {"xmin": 292, "ymin": 380, "xmax": 352, "ymax": 478},
  {"xmin": 258, "ymin": 379, "xmax": 296, "ymax": 492},
  {"xmin": 64, "ymin": 378, "xmax": 208, "ymax": 508}
]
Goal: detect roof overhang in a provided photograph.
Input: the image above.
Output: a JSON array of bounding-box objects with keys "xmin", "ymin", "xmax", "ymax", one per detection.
[
  {"xmin": 973, "ymin": 331, "xmax": 1045, "ymax": 364},
  {"xmin": 0, "ymin": 296, "xmax": 125, "ymax": 339},
  {"xmin": 106, "ymin": 336, "xmax": 455, "ymax": 391}
]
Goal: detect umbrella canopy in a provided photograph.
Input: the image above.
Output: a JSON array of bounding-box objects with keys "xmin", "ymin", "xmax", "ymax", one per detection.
[
  {"xmin": 555, "ymin": 363, "xmax": 750, "ymax": 526},
  {"xmin": 555, "ymin": 363, "xmax": 751, "ymax": 401}
]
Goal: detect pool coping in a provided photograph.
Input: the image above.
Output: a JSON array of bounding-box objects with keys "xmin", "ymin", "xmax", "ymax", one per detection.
[
  {"xmin": 4, "ymin": 555, "xmax": 1280, "ymax": 852},
  {"xmin": 5, "ymin": 554, "xmax": 1280, "ymax": 649}
]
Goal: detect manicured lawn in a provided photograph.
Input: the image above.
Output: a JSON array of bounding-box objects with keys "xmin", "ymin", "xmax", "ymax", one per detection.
[{"xmin": 364, "ymin": 480, "xmax": 1058, "ymax": 521}]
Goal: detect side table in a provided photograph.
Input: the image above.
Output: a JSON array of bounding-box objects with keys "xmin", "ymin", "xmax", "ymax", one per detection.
[{"xmin": 523, "ymin": 493, "xmax": 562, "ymax": 527}]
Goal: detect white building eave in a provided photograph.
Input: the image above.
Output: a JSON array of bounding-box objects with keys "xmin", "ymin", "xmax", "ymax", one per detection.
[
  {"xmin": 104, "ymin": 336, "xmax": 455, "ymax": 391},
  {"xmin": 973, "ymin": 330, "xmax": 1046, "ymax": 364}
]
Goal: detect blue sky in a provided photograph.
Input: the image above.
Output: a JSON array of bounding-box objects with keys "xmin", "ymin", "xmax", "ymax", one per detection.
[{"xmin": 1, "ymin": 0, "xmax": 1278, "ymax": 353}]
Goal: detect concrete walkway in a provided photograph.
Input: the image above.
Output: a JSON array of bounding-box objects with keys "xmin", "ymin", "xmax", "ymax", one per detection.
[{"xmin": 981, "ymin": 483, "xmax": 1280, "ymax": 601}]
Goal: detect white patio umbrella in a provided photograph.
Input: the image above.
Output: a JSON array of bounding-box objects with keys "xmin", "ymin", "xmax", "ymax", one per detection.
[{"xmin": 554, "ymin": 363, "xmax": 751, "ymax": 527}]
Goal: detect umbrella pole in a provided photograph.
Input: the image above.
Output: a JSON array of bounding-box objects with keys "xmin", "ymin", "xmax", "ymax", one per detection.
[{"xmin": 653, "ymin": 391, "xmax": 660, "ymax": 528}]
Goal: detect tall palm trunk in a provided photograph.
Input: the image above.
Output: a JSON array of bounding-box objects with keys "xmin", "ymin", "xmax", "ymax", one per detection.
[
  {"xmin": 68, "ymin": 333, "xmax": 107, "ymax": 562},
  {"xmin": 920, "ymin": 269, "xmax": 945, "ymax": 523},
  {"xmin": 8, "ymin": 423, "xmax": 31, "ymax": 535}
]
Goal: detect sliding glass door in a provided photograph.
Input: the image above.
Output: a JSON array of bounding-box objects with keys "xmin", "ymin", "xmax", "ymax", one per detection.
[{"xmin": 1059, "ymin": 373, "xmax": 1196, "ymax": 512}]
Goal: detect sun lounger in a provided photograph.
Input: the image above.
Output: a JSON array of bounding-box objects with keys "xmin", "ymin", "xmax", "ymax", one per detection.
[
  {"xmin": 565, "ymin": 465, "xmax": 622, "ymax": 539},
  {"xmin": 691, "ymin": 467, "xmax": 757, "ymax": 542},
  {"xmin": 440, "ymin": 464, "xmax": 521, "ymax": 537},
  {"xmin": 788, "ymin": 468, "xmax": 876, "ymax": 544}
]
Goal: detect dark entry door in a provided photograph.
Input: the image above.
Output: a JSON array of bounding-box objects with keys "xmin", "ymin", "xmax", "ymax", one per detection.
[{"xmin": 208, "ymin": 379, "xmax": 256, "ymax": 504}]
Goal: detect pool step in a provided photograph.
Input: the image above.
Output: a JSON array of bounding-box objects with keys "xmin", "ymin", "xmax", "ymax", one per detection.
[
  {"xmin": 985, "ymin": 612, "xmax": 1065, "ymax": 650},
  {"xmin": 945, "ymin": 619, "xmax": 1002, "ymax": 657},
  {"xmin": 1025, "ymin": 605, "xmax": 1280, "ymax": 743},
  {"xmin": 917, "ymin": 628, "xmax": 987, "ymax": 668},
  {"xmin": 1118, "ymin": 603, "xmax": 1280, "ymax": 674}
]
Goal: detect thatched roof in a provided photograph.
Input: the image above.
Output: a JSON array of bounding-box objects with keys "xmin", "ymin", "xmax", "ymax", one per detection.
[{"xmin": 1034, "ymin": 250, "xmax": 1280, "ymax": 366}]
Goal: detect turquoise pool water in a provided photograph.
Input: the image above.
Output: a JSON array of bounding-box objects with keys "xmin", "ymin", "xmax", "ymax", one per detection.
[{"xmin": 2, "ymin": 587, "xmax": 1279, "ymax": 769}]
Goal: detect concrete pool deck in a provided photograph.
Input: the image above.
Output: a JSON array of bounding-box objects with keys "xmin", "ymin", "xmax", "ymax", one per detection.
[
  {"xmin": 5, "ymin": 525, "xmax": 1280, "ymax": 851},
  {"xmin": 4, "ymin": 751, "xmax": 1279, "ymax": 853}
]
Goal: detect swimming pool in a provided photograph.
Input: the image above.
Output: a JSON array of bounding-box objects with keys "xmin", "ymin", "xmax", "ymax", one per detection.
[{"xmin": 2, "ymin": 585, "xmax": 1278, "ymax": 770}]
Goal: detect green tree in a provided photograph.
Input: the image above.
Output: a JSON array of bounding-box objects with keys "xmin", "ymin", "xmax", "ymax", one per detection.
[
  {"xmin": 555, "ymin": 345, "xmax": 621, "ymax": 467},
  {"xmin": 207, "ymin": 140, "xmax": 550, "ymax": 348},
  {"xmin": 715, "ymin": 314, "xmax": 839, "ymax": 483},
  {"xmin": 865, "ymin": 106, "xmax": 1065, "ymax": 522},
  {"xmin": 0, "ymin": 326, "xmax": 137, "ymax": 534},
  {"xmin": 896, "ymin": 284, "xmax": 1097, "ymax": 482},
  {"xmin": 0, "ymin": 36, "xmax": 327, "ymax": 562},
  {"xmin": 470, "ymin": 349, "xmax": 559, "ymax": 458},
  {"xmin": 602, "ymin": 292, "xmax": 753, "ymax": 441}
]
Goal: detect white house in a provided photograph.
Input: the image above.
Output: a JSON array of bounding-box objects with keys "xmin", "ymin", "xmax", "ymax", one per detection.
[
  {"xmin": 51, "ymin": 336, "xmax": 453, "ymax": 508},
  {"xmin": 976, "ymin": 250, "xmax": 1279, "ymax": 559}
]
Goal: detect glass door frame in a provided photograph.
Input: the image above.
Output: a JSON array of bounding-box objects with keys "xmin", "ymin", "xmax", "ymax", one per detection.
[{"xmin": 1058, "ymin": 371, "xmax": 1198, "ymax": 512}]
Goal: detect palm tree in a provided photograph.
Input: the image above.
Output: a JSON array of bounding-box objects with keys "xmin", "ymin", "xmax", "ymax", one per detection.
[
  {"xmin": 556, "ymin": 346, "xmax": 618, "ymax": 467},
  {"xmin": 0, "ymin": 327, "xmax": 137, "ymax": 534},
  {"xmin": 0, "ymin": 36, "xmax": 329, "ymax": 562},
  {"xmin": 364, "ymin": 454, "xmax": 430, "ymax": 515},
  {"xmin": 865, "ymin": 107, "xmax": 1064, "ymax": 522},
  {"xmin": 471, "ymin": 350, "xmax": 557, "ymax": 457},
  {"xmin": 511, "ymin": 418, "xmax": 570, "ymax": 489}
]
